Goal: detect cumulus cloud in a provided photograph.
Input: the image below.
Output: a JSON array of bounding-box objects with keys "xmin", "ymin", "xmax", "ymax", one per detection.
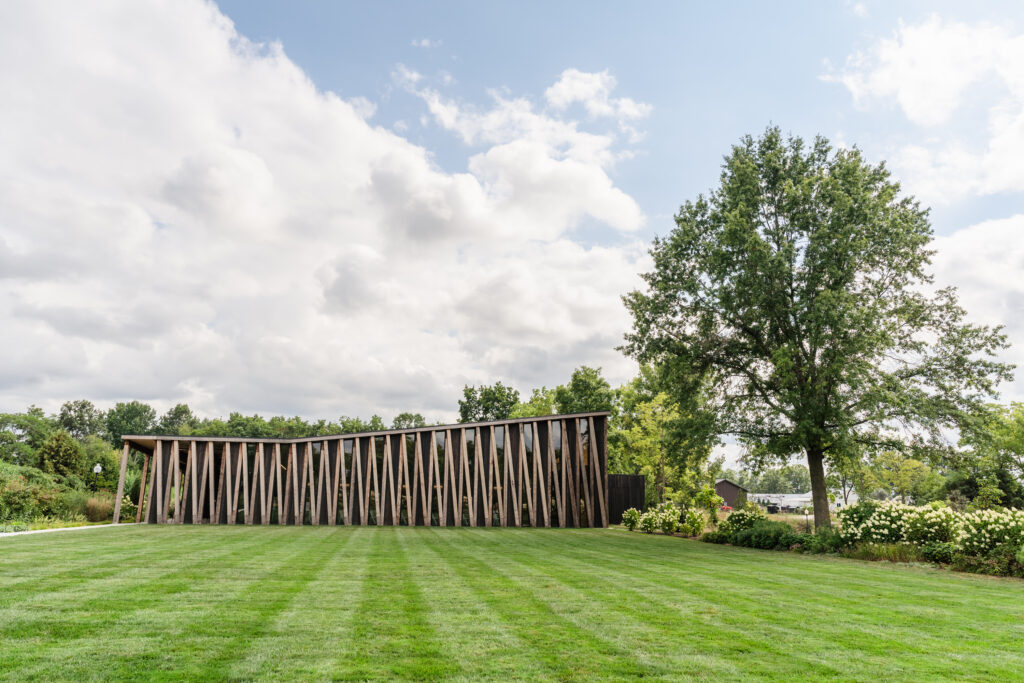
[
  {"xmin": 0, "ymin": 1, "xmax": 647, "ymax": 420},
  {"xmin": 825, "ymin": 16, "xmax": 1024, "ymax": 204}
]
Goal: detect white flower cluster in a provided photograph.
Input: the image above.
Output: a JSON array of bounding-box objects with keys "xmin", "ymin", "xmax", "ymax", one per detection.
[
  {"xmin": 838, "ymin": 502, "xmax": 1024, "ymax": 556},
  {"xmin": 957, "ymin": 508, "xmax": 1024, "ymax": 555}
]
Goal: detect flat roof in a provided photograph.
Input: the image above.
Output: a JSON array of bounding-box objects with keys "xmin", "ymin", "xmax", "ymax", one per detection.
[{"xmin": 122, "ymin": 410, "xmax": 610, "ymax": 450}]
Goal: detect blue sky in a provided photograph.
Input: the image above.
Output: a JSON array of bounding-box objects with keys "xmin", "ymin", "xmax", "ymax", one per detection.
[
  {"xmin": 219, "ymin": 0, "xmax": 1023, "ymax": 239},
  {"xmin": 0, "ymin": 0, "xmax": 1022, "ymax": 433}
]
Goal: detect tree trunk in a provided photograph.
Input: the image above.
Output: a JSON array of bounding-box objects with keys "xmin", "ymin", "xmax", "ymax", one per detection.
[{"xmin": 806, "ymin": 448, "xmax": 831, "ymax": 529}]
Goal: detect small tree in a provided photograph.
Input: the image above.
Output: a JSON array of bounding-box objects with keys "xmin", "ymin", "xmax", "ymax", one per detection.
[
  {"xmin": 38, "ymin": 430, "xmax": 84, "ymax": 479},
  {"xmin": 554, "ymin": 366, "xmax": 615, "ymax": 415},
  {"xmin": 391, "ymin": 412, "xmax": 427, "ymax": 429}
]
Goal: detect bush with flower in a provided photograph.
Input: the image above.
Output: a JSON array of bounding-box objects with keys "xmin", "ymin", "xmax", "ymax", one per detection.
[
  {"xmin": 719, "ymin": 506, "xmax": 766, "ymax": 536},
  {"xmin": 956, "ymin": 508, "xmax": 1024, "ymax": 556}
]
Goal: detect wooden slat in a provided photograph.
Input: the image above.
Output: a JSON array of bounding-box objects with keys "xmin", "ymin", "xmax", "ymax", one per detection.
[
  {"xmin": 563, "ymin": 421, "xmax": 579, "ymax": 527},
  {"xmin": 380, "ymin": 434, "xmax": 395, "ymax": 524},
  {"xmin": 197, "ymin": 443, "xmax": 210, "ymax": 523},
  {"xmin": 136, "ymin": 452, "xmax": 150, "ymax": 524},
  {"xmin": 171, "ymin": 440, "xmax": 180, "ymax": 523},
  {"xmin": 154, "ymin": 440, "xmax": 164, "ymax": 524},
  {"xmin": 397, "ymin": 434, "xmax": 411, "ymax": 525},
  {"xmin": 589, "ymin": 416, "xmax": 608, "ymax": 527},
  {"xmin": 478, "ymin": 429, "xmax": 490, "ymax": 527},
  {"xmin": 576, "ymin": 421, "xmax": 593, "ymax": 527},
  {"xmin": 533, "ymin": 422, "xmax": 550, "ymax": 527},
  {"xmin": 445, "ymin": 429, "xmax": 458, "ymax": 527},
  {"xmin": 353, "ymin": 438, "xmax": 367, "ymax": 525},
  {"xmin": 430, "ymin": 431, "xmax": 443, "ymax": 526},
  {"xmin": 506, "ymin": 426, "xmax": 521, "ymax": 526},
  {"xmin": 272, "ymin": 443, "xmax": 283, "ymax": 525},
  {"xmin": 240, "ymin": 442, "xmax": 250, "ymax": 524},
  {"xmin": 112, "ymin": 443, "xmax": 130, "ymax": 524},
  {"xmin": 248, "ymin": 443, "xmax": 262, "ymax": 525},
  {"xmin": 188, "ymin": 441, "xmax": 199, "ymax": 523},
  {"xmin": 490, "ymin": 426, "xmax": 503, "ymax": 527},
  {"xmin": 179, "ymin": 442, "xmax": 193, "ymax": 525},
  {"xmin": 336, "ymin": 439, "xmax": 348, "ymax": 525},
  {"xmin": 366, "ymin": 437, "xmax": 380, "ymax": 524},
  {"xmin": 307, "ymin": 442, "xmax": 320, "ymax": 526},
  {"xmin": 460, "ymin": 428, "xmax": 474, "ymax": 527},
  {"xmin": 329, "ymin": 439, "xmax": 340, "ymax": 526},
  {"xmin": 282, "ymin": 444, "xmax": 294, "ymax": 525},
  {"xmin": 519, "ymin": 424, "xmax": 535, "ymax": 527},
  {"xmin": 411, "ymin": 434, "xmax": 424, "ymax": 525},
  {"xmin": 215, "ymin": 443, "xmax": 230, "ymax": 525},
  {"xmin": 548, "ymin": 422, "xmax": 564, "ymax": 528}
]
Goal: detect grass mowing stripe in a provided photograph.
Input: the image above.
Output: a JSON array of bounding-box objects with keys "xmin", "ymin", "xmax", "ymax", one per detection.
[
  {"xmin": 188, "ymin": 527, "xmax": 359, "ymax": 680},
  {"xmin": 423, "ymin": 528, "xmax": 658, "ymax": 680},
  {"xmin": 332, "ymin": 527, "xmax": 457, "ymax": 680},
  {"xmin": 402, "ymin": 528, "xmax": 549, "ymax": 679}
]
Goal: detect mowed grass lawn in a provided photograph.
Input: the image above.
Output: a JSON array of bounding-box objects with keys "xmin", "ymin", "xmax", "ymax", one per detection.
[{"xmin": 2, "ymin": 527, "xmax": 1023, "ymax": 681}]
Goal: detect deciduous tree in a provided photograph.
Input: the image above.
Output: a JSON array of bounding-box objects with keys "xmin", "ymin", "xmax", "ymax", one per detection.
[{"xmin": 623, "ymin": 127, "xmax": 1012, "ymax": 528}]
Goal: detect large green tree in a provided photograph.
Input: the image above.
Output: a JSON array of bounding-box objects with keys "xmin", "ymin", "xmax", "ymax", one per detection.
[
  {"xmin": 105, "ymin": 401, "xmax": 157, "ymax": 447},
  {"xmin": 554, "ymin": 366, "xmax": 615, "ymax": 415},
  {"xmin": 58, "ymin": 400, "xmax": 105, "ymax": 440},
  {"xmin": 623, "ymin": 128, "xmax": 1012, "ymax": 528},
  {"xmin": 458, "ymin": 382, "xmax": 519, "ymax": 423}
]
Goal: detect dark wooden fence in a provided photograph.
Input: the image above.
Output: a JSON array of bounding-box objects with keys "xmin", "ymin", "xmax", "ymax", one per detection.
[
  {"xmin": 114, "ymin": 412, "xmax": 610, "ymax": 528},
  {"xmin": 607, "ymin": 474, "xmax": 645, "ymax": 524}
]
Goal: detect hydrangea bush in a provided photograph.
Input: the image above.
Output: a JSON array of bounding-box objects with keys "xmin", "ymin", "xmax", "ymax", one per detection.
[
  {"xmin": 719, "ymin": 507, "xmax": 766, "ymax": 536},
  {"xmin": 838, "ymin": 501, "xmax": 1024, "ymax": 559}
]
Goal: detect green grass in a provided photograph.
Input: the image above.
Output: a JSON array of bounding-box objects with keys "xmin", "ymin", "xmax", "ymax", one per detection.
[{"xmin": 1, "ymin": 527, "xmax": 1022, "ymax": 681}]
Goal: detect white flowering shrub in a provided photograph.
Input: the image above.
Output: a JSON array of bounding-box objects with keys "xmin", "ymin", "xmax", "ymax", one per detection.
[
  {"xmin": 680, "ymin": 508, "xmax": 705, "ymax": 536},
  {"xmin": 839, "ymin": 501, "xmax": 1024, "ymax": 560},
  {"xmin": 719, "ymin": 507, "xmax": 766, "ymax": 536},
  {"xmin": 956, "ymin": 508, "xmax": 1024, "ymax": 556},
  {"xmin": 905, "ymin": 505, "xmax": 961, "ymax": 544}
]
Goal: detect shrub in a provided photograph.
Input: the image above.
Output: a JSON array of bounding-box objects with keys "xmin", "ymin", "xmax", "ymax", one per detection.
[
  {"xmin": 638, "ymin": 510, "xmax": 659, "ymax": 534},
  {"xmin": 801, "ymin": 527, "xmax": 846, "ymax": 554},
  {"xmin": 906, "ymin": 505, "xmax": 960, "ymax": 544},
  {"xmin": 719, "ymin": 507, "xmax": 766, "ymax": 536},
  {"xmin": 0, "ymin": 522, "xmax": 29, "ymax": 533},
  {"xmin": 732, "ymin": 521, "xmax": 800, "ymax": 551},
  {"xmin": 621, "ymin": 507, "xmax": 641, "ymax": 531},
  {"xmin": 658, "ymin": 503, "xmax": 681, "ymax": 534},
  {"xmin": 838, "ymin": 501, "xmax": 914, "ymax": 544},
  {"xmin": 694, "ymin": 485, "xmax": 724, "ymax": 526},
  {"xmin": 920, "ymin": 541, "xmax": 956, "ymax": 564},
  {"xmin": 0, "ymin": 477, "xmax": 39, "ymax": 522},
  {"xmin": 118, "ymin": 495, "xmax": 138, "ymax": 522},
  {"xmin": 700, "ymin": 530, "xmax": 731, "ymax": 544},
  {"xmin": 85, "ymin": 496, "xmax": 114, "ymax": 522},
  {"xmin": 952, "ymin": 544, "xmax": 1024, "ymax": 578},
  {"xmin": 57, "ymin": 489, "xmax": 91, "ymax": 519},
  {"xmin": 956, "ymin": 508, "xmax": 1024, "ymax": 556},
  {"xmin": 680, "ymin": 508, "xmax": 705, "ymax": 537}
]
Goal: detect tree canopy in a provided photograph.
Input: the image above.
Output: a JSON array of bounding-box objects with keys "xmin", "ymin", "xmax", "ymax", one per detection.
[{"xmin": 623, "ymin": 127, "xmax": 1013, "ymax": 528}]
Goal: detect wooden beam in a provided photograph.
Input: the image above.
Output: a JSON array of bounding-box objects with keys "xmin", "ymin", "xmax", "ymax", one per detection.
[
  {"xmin": 188, "ymin": 441, "xmax": 198, "ymax": 523},
  {"xmin": 171, "ymin": 440, "xmax": 180, "ymax": 523},
  {"xmin": 154, "ymin": 440, "xmax": 164, "ymax": 524},
  {"xmin": 460, "ymin": 428, "xmax": 474, "ymax": 527},
  {"xmin": 179, "ymin": 442, "xmax": 193, "ymax": 525},
  {"xmin": 589, "ymin": 416, "xmax": 608, "ymax": 528},
  {"xmin": 136, "ymin": 451, "xmax": 150, "ymax": 524},
  {"xmin": 533, "ymin": 422, "xmax": 550, "ymax": 527},
  {"xmin": 248, "ymin": 443, "xmax": 262, "ymax": 525},
  {"xmin": 563, "ymin": 421, "xmax": 579, "ymax": 527},
  {"xmin": 273, "ymin": 443, "xmax": 283, "ymax": 525},
  {"xmin": 112, "ymin": 442, "xmax": 130, "ymax": 524},
  {"xmin": 576, "ymin": 421, "xmax": 593, "ymax": 527},
  {"xmin": 490, "ymin": 426, "xmax": 503, "ymax": 527},
  {"xmin": 336, "ymin": 439, "xmax": 348, "ymax": 525}
]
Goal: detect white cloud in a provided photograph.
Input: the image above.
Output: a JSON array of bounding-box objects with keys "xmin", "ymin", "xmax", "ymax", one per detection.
[
  {"xmin": 411, "ymin": 38, "xmax": 441, "ymax": 48},
  {"xmin": 825, "ymin": 16, "xmax": 1024, "ymax": 204},
  {"xmin": 0, "ymin": 1, "xmax": 647, "ymax": 421},
  {"xmin": 544, "ymin": 68, "xmax": 652, "ymax": 121},
  {"xmin": 931, "ymin": 215, "xmax": 1024, "ymax": 402}
]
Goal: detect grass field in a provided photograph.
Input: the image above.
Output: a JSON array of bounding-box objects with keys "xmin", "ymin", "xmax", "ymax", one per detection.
[{"xmin": 2, "ymin": 526, "xmax": 1023, "ymax": 681}]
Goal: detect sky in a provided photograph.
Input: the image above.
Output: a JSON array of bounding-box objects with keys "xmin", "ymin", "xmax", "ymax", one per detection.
[{"xmin": 1, "ymin": 0, "xmax": 1023, "ymax": 432}]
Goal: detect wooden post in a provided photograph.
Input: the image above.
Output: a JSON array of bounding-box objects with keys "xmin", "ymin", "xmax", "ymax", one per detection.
[
  {"xmin": 179, "ymin": 443, "xmax": 193, "ymax": 525},
  {"xmin": 136, "ymin": 451, "xmax": 150, "ymax": 524},
  {"xmin": 533, "ymin": 422, "xmax": 550, "ymax": 527},
  {"xmin": 112, "ymin": 442, "xmax": 130, "ymax": 524},
  {"xmin": 589, "ymin": 416, "xmax": 608, "ymax": 528},
  {"xmin": 154, "ymin": 440, "xmax": 164, "ymax": 524}
]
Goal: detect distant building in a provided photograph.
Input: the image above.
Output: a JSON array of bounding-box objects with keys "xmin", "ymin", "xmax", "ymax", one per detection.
[
  {"xmin": 750, "ymin": 490, "xmax": 859, "ymax": 513},
  {"xmin": 714, "ymin": 478, "xmax": 748, "ymax": 508}
]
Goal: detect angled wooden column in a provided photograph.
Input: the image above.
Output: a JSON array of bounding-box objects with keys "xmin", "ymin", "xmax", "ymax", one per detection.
[
  {"xmin": 411, "ymin": 434, "xmax": 425, "ymax": 525},
  {"xmin": 136, "ymin": 451, "xmax": 151, "ymax": 523},
  {"xmin": 247, "ymin": 443, "xmax": 262, "ymax": 525},
  {"xmin": 444, "ymin": 429, "xmax": 458, "ymax": 527},
  {"xmin": 179, "ymin": 441, "xmax": 194, "ymax": 524},
  {"xmin": 533, "ymin": 422, "xmax": 550, "ymax": 527},
  {"xmin": 589, "ymin": 416, "xmax": 608, "ymax": 527},
  {"xmin": 460, "ymin": 429, "xmax": 474, "ymax": 527},
  {"xmin": 577, "ymin": 421, "xmax": 593, "ymax": 527},
  {"xmin": 170, "ymin": 440, "xmax": 180, "ymax": 523},
  {"xmin": 352, "ymin": 438, "xmax": 365, "ymax": 525},
  {"xmin": 366, "ymin": 437, "xmax": 381, "ymax": 525},
  {"xmin": 327, "ymin": 439, "xmax": 339, "ymax": 526},
  {"xmin": 335, "ymin": 439, "xmax": 348, "ymax": 525},
  {"xmin": 380, "ymin": 434, "xmax": 396, "ymax": 525},
  {"xmin": 563, "ymin": 420, "xmax": 579, "ymax": 526},
  {"xmin": 429, "ymin": 431, "xmax": 443, "ymax": 526},
  {"xmin": 112, "ymin": 442, "xmax": 130, "ymax": 524},
  {"xmin": 397, "ymin": 434, "xmax": 412, "ymax": 526},
  {"xmin": 153, "ymin": 440, "xmax": 164, "ymax": 524},
  {"xmin": 477, "ymin": 430, "xmax": 490, "ymax": 527},
  {"xmin": 489, "ymin": 426, "xmax": 503, "ymax": 527},
  {"xmin": 272, "ymin": 443, "xmax": 283, "ymax": 525},
  {"xmin": 548, "ymin": 421, "xmax": 565, "ymax": 528},
  {"xmin": 519, "ymin": 424, "xmax": 535, "ymax": 527}
]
